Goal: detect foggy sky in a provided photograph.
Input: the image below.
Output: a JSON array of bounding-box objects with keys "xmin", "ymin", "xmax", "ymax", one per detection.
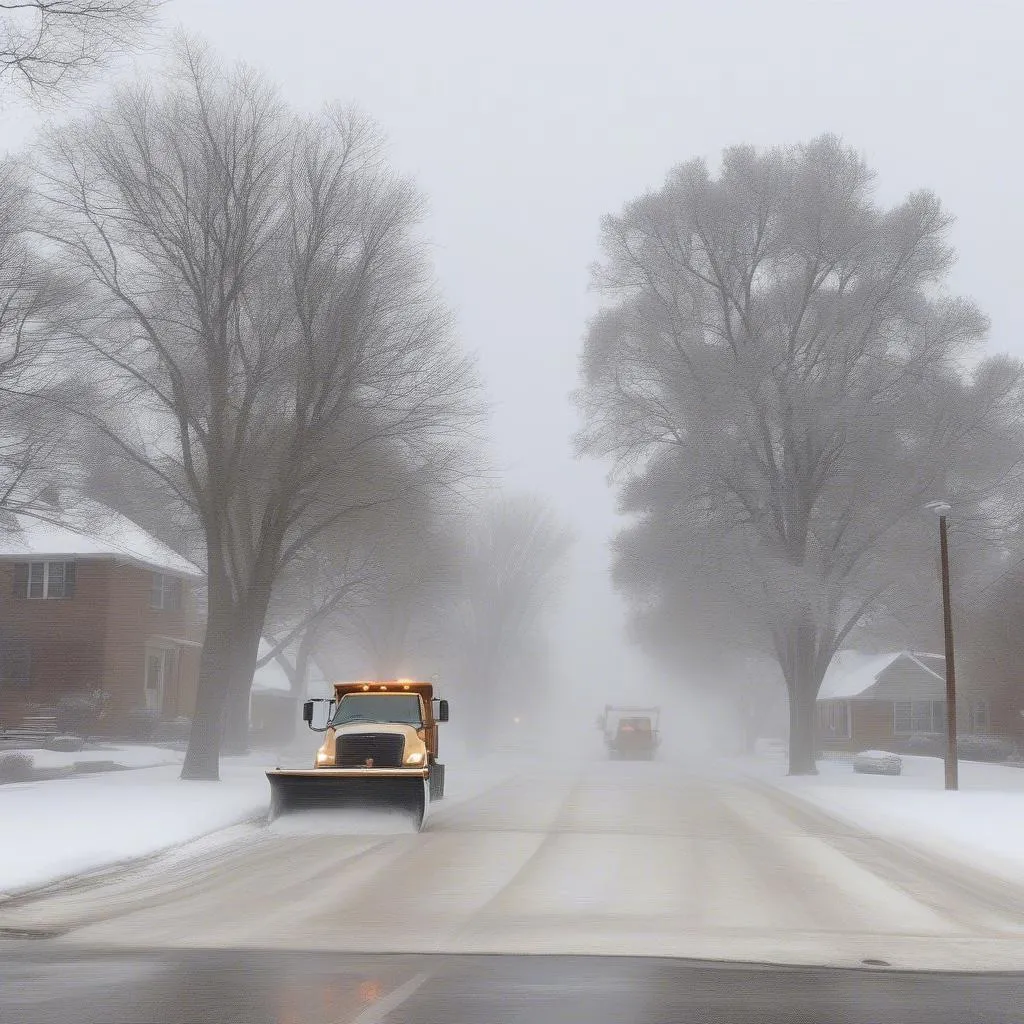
[{"xmin": 2, "ymin": 0, "xmax": 1021, "ymax": 704}]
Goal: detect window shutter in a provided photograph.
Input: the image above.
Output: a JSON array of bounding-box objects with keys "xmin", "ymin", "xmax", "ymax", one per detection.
[
  {"xmin": 12, "ymin": 563, "xmax": 27, "ymax": 598},
  {"xmin": 63, "ymin": 562, "xmax": 76, "ymax": 598}
]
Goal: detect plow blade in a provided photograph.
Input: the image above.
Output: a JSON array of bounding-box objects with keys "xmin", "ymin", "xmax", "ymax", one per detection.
[{"xmin": 266, "ymin": 769, "xmax": 428, "ymax": 829}]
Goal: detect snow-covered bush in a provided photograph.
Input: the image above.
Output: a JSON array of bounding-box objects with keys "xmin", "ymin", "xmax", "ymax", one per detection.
[
  {"xmin": 853, "ymin": 750, "xmax": 902, "ymax": 775},
  {"xmin": 55, "ymin": 691, "xmax": 108, "ymax": 737},
  {"xmin": 124, "ymin": 708, "xmax": 160, "ymax": 741},
  {"xmin": 897, "ymin": 732, "xmax": 945, "ymax": 756},
  {"xmin": 46, "ymin": 734, "xmax": 85, "ymax": 752},
  {"xmin": 957, "ymin": 734, "xmax": 1016, "ymax": 763},
  {"xmin": 0, "ymin": 751, "xmax": 34, "ymax": 782}
]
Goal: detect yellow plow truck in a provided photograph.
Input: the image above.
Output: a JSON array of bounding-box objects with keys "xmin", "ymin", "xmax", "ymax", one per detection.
[{"xmin": 266, "ymin": 679, "xmax": 449, "ymax": 830}]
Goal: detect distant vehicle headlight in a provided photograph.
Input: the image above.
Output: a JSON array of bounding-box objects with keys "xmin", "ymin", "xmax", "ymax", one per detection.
[{"xmin": 404, "ymin": 751, "xmax": 425, "ymax": 765}]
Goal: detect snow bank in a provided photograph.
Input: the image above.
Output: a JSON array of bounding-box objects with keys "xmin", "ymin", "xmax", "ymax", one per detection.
[
  {"xmin": 752, "ymin": 754, "xmax": 1024, "ymax": 885},
  {"xmin": 24, "ymin": 744, "xmax": 182, "ymax": 771},
  {"xmin": 0, "ymin": 761, "xmax": 271, "ymax": 897}
]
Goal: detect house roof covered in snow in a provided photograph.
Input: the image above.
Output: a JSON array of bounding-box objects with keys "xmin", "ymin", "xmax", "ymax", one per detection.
[
  {"xmin": 818, "ymin": 651, "xmax": 946, "ymax": 702},
  {"xmin": 0, "ymin": 499, "xmax": 202, "ymax": 578}
]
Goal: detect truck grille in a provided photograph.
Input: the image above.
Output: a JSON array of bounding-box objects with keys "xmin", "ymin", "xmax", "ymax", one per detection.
[{"xmin": 336, "ymin": 733, "xmax": 404, "ymax": 768}]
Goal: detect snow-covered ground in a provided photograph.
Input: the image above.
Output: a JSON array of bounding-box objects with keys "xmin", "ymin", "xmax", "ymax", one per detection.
[
  {"xmin": 751, "ymin": 752, "xmax": 1024, "ymax": 885},
  {"xmin": 17, "ymin": 744, "xmax": 183, "ymax": 771},
  {"xmin": 0, "ymin": 753, "xmax": 512, "ymax": 898},
  {"xmin": 0, "ymin": 760, "xmax": 273, "ymax": 897}
]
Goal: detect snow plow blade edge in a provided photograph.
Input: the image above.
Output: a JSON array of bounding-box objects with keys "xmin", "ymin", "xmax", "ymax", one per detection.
[{"xmin": 266, "ymin": 769, "xmax": 428, "ymax": 829}]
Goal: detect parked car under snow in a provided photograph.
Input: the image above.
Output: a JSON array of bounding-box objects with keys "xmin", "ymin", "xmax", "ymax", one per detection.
[{"xmin": 853, "ymin": 750, "xmax": 902, "ymax": 775}]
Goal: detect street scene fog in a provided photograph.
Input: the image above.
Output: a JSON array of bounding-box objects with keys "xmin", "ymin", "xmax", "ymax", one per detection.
[{"xmin": 2, "ymin": 2, "xmax": 1024, "ymax": 1022}]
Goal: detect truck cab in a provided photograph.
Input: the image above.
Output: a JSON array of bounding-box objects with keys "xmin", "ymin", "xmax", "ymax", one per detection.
[
  {"xmin": 305, "ymin": 681, "xmax": 448, "ymax": 800},
  {"xmin": 266, "ymin": 679, "xmax": 449, "ymax": 828}
]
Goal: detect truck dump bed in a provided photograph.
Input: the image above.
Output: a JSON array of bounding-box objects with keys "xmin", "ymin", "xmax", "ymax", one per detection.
[{"xmin": 599, "ymin": 705, "xmax": 661, "ymax": 761}]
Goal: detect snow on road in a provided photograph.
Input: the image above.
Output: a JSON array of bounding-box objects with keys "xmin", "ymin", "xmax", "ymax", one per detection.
[
  {"xmin": 752, "ymin": 752, "xmax": 1024, "ymax": 886},
  {"xmin": 0, "ymin": 760, "xmax": 272, "ymax": 897},
  {"xmin": 4, "ymin": 759, "xmax": 1024, "ymax": 971}
]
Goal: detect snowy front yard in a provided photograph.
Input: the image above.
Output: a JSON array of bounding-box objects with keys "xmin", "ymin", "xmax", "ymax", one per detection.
[
  {"xmin": 0, "ymin": 751, "xmax": 513, "ymax": 898},
  {"xmin": 16, "ymin": 743, "xmax": 184, "ymax": 772},
  {"xmin": 754, "ymin": 752, "xmax": 1024, "ymax": 885},
  {"xmin": 0, "ymin": 760, "xmax": 272, "ymax": 897}
]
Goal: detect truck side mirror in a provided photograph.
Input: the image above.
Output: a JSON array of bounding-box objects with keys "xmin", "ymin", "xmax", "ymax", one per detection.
[
  {"xmin": 437, "ymin": 699, "xmax": 449, "ymax": 722},
  {"xmin": 302, "ymin": 700, "xmax": 314, "ymax": 726}
]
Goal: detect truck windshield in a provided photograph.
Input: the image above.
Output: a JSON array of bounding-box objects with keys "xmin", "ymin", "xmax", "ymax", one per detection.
[{"xmin": 331, "ymin": 694, "xmax": 423, "ymax": 727}]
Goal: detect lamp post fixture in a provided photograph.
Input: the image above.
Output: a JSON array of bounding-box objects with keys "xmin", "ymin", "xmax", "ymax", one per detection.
[{"xmin": 925, "ymin": 500, "xmax": 958, "ymax": 791}]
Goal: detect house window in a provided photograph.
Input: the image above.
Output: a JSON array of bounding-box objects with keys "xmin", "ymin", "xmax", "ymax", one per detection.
[
  {"xmin": 150, "ymin": 573, "xmax": 182, "ymax": 611},
  {"xmin": 894, "ymin": 700, "xmax": 946, "ymax": 735},
  {"xmin": 15, "ymin": 561, "xmax": 76, "ymax": 600},
  {"xmin": 817, "ymin": 701, "xmax": 850, "ymax": 738},
  {"xmin": 0, "ymin": 640, "xmax": 31, "ymax": 687},
  {"xmin": 970, "ymin": 699, "xmax": 990, "ymax": 733}
]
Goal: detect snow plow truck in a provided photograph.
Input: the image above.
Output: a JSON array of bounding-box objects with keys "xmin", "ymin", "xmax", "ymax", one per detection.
[
  {"xmin": 598, "ymin": 705, "xmax": 661, "ymax": 760},
  {"xmin": 266, "ymin": 679, "xmax": 448, "ymax": 830}
]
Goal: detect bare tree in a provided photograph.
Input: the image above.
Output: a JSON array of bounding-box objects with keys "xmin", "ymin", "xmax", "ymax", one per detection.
[
  {"xmin": 577, "ymin": 135, "xmax": 1024, "ymax": 774},
  {"xmin": 322, "ymin": 491, "xmax": 573, "ymax": 750},
  {"xmin": 256, "ymin": 504, "xmax": 427, "ymax": 697},
  {"xmin": 0, "ymin": 0, "xmax": 159, "ymax": 101},
  {"xmin": 34, "ymin": 39, "xmax": 480, "ymax": 778},
  {"xmin": 0, "ymin": 158, "xmax": 82, "ymax": 524},
  {"xmin": 338, "ymin": 501, "xmax": 464, "ymax": 679}
]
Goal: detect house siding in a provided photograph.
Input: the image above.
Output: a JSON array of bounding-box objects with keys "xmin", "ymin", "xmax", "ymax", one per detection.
[
  {"xmin": 818, "ymin": 695, "xmax": 1016, "ymax": 754},
  {"xmin": 817, "ymin": 699, "xmax": 897, "ymax": 753},
  {"xmin": 102, "ymin": 562, "xmax": 191, "ymax": 723},
  {"xmin": 0, "ymin": 559, "xmax": 110, "ymax": 728},
  {"xmin": 0, "ymin": 558, "xmax": 201, "ymax": 731}
]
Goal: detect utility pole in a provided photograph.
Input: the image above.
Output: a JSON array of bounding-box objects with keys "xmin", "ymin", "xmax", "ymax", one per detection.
[
  {"xmin": 931, "ymin": 504, "xmax": 959, "ymax": 791},
  {"xmin": 938, "ymin": 513, "xmax": 959, "ymax": 791}
]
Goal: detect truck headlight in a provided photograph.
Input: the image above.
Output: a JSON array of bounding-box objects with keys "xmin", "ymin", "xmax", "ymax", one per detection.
[
  {"xmin": 316, "ymin": 750, "xmax": 333, "ymax": 767},
  {"xmin": 404, "ymin": 751, "xmax": 425, "ymax": 765}
]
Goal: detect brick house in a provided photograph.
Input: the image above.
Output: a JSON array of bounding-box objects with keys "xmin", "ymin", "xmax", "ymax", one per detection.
[
  {"xmin": 0, "ymin": 504, "xmax": 204, "ymax": 733},
  {"xmin": 816, "ymin": 650, "xmax": 1004, "ymax": 754}
]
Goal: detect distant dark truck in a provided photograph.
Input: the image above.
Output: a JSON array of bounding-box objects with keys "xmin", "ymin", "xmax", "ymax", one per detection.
[{"xmin": 598, "ymin": 705, "xmax": 661, "ymax": 760}]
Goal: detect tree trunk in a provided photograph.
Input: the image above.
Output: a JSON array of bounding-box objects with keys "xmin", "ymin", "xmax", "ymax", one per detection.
[
  {"xmin": 784, "ymin": 619, "xmax": 822, "ymax": 776},
  {"xmin": 220, "ymin": 585, "xmax": 274, "ymax": 753},
  {"xmin": 181, "ymin": 604, "xmax": 234, "ymax": 781},
  {"xmin": 787, "ymin": 689, "xmax": 818, "ymax": 775},
  {"xmin": 221, "ymin": 612, "xmax": 266, "ymax": 755}
]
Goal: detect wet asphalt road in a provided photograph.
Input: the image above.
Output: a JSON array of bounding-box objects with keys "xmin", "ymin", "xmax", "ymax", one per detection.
[{"xmin": 2, "ymin": 947, "xmax": 1024, "ymax": 1024}]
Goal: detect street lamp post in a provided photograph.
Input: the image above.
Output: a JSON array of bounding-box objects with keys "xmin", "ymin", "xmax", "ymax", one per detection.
[{"xmin": 926, "ymin": 501, "xmax": 958, "ymax": 791}]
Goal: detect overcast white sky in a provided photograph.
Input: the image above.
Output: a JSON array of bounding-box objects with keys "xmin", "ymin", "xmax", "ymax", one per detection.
[{"xmin": 4, "ymin": 0, "xmax": 1021, "ymax": 703}]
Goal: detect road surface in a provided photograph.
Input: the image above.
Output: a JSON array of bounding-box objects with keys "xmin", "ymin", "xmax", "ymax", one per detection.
[
  {"xmin": 3, "ymin": 947, "xmax": 1024, "ymax": 1024},
  {"xmin": 2, "ymin": 759, "xmax": 1024, "ymax": 1021}
]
